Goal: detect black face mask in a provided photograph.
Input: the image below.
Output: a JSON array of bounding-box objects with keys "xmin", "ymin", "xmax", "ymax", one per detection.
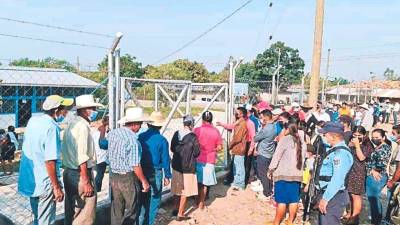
[
  {"xmin": 358, "ymin": 137, "xmax": 363, "ymax": 143},
  {"xmin": 371, "ymin": 139, "xmax": 382, "ymax": 146}
]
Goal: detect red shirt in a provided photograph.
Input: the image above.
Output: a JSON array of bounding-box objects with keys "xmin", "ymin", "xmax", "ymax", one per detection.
[{"xmin": 194, "ymin": 123, "xmax": 223, "ymax": 164}]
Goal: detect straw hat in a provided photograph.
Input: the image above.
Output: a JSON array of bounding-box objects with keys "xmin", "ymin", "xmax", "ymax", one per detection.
[
  {"xmin": 148, "ymin": 111, "xmax": 166, "ymax": 127},
  {"xmin": 118, "ymin": 107, "xmax": 152, "ymax": 124},
  {"xmin": 75, "ymin": 95, "xmax": 104, "ymax": 109},
  {"xmin": 300, "ymin": 103, "xmax": 313, "ymax": 110},
  {"xmin": 359, "ymin": 103, "xmax": 369, "ymax": 110}
]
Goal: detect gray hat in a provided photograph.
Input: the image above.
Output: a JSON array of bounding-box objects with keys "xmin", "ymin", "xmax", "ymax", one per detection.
[{"xmin": 183, "ymin": 115, "xmax": 195, "ymax": 126}]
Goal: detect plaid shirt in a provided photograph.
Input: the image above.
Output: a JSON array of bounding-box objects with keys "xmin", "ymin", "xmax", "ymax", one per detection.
[{"xmin": 107, "ymin": 127, "xmax": 141, "ymax": 174}]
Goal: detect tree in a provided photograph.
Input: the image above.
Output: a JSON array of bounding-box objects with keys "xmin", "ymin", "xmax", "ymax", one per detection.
[
  {"xmin": 242, "ymin": 41, "xmax": 305, "ymax": 87},
  {"xmin": 10, "ymin": 57, "xmax": 76, "ymax": 71},
  {"xmin": 144, "ymin": 64, "xmax": 189, "ymax": 80},
  {"xmin": 173, "ymin": 59, "xmax": 210, "ymax": 82},
  {"xmin": 98, "ymin": 54, "xmax": 144, "ymax": 78},
  {"xmin": 383, "ymin": 68, "xmax": 398, "ymax": 81}
]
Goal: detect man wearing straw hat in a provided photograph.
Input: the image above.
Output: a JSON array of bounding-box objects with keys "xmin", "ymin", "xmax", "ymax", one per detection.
[
  {"xmin": 105, "ymin": 107, "xmax": 151, "ymax": 225},
  {"xmin": 138, "ymin": 111, "xmax": 171, "ymax": 225},
  {"xmin": 62, "ymin": 94, "xmax": 103, "ymax": 225},
  {"xmin": 18, "ymin": 95, "xmax": 73, "ymax": 225}
]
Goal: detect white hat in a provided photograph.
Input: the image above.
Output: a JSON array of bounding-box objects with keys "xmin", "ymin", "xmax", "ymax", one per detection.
[
  {"xmin": 75, "ymin": 95, "xmax": 104, "ymax": 109},
  {"xmin": 272, "ymin": 108, "xmax": 283, "ymax": 115},
  {"xmin": 291, "ymin": 102, "xmax": 300, "ymax": 108},
  {"xmin": 148, "ymin": 111, "xmax": 166, "ymax": 127},
  {"xmin": 118, "ymin": 107, "xmax": 152, "ymax": 124},
  {"xmin": 42, "ymin": 95, "xmax": 74, "ymax": 111},
  {"xmin": 359, "ymin": 103, "xmax": 369, "ymax": 110}
]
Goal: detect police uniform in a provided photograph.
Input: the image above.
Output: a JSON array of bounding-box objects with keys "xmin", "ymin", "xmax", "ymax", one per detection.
[{"xmin": 318, "ymin": 141, "xmax": 353, "ymax": 225}]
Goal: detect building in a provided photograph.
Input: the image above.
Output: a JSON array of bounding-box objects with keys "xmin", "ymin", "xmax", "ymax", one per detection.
[
  {"xmin": 0, "ymin": 66, "xmax": 100, "ymax": 128},
  {"xmin": 325, "ymin": 80, "xmax": 400, "ymax": 103}
]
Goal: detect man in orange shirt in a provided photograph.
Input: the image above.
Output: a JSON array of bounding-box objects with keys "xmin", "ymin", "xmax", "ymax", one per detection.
[{"xmin": 339, "ymin": 102, "xmax": 352, "ymax": 117}]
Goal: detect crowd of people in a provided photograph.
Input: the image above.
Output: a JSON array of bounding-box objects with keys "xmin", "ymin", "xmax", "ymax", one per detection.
[{"xmin": 2, "ymin": 93, "xmax": 400, "ymax": 225}]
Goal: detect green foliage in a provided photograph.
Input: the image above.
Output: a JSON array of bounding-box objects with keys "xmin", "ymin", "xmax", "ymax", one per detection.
[
  {"xmin": 383, "ymin": 68, "xmax": 399, "ymax": 81},
  {"xmin": 144, "ymin": 64, "xmax": 189, "ymax": 80},
  {"xmin": 172, "ymin": 59, "xmax": 210, "ymax": 82},
  {"xmin": 10, "ymin": 57, "xmax": 76, "ymax": 71},
  {"xmin": 328, "ymin": 77, "xmax": 350, "ymax": 85},
  {"xmin": 98, "ymin": 54, "xmax": 144, "ymax": 78}
]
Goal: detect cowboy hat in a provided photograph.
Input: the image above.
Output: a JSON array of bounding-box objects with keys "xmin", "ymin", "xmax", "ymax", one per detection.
[
  {"xmin": 118, "ymin": 107, "xmax": 152, "ymax": 124},
  {"xmin": 300, "ymin": 103, "xmax": 313, "ymax": 110},
  {"xmin": 359, "ymin": 103, "xmax": 369, "ymax": 110},
  {"xmin": 42, "ymin": 95, "xmax": 74, "ymax": 111},
  {"xmin": 147, "ymin": 111, "xmax": 166, "ymax": 127},
  {"xmin": 75, "ymin": 95, "xmax": 104, "ymax": 109}
]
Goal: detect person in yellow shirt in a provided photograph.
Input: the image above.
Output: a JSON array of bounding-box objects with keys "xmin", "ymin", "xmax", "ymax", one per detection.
[{"xmin": 339, "ymin": 102, "xmax": 352, "ymax": 117}]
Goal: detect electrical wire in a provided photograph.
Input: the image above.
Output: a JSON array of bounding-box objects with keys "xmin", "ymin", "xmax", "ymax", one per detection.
[
  {"xmin": 0, "ymin": 33, "xmax": 108, "ymax": 49},
  {"xmin": 249, "ymin": 1, "xmax": 274, "ymax": 55},
  {"xmin": 0, "ymin": 16, "xmax": 113, "ymax": 38},
  {"xmin": 152, "ymin": 0, "xmax": 254, "ymax": 65}
]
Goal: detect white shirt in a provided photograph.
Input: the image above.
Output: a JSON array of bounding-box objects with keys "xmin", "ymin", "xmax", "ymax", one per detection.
[
  {"xmin": 361, "ymin": 110, "xmax": 374, "ymax": 131},
  {"xmin": 394, "ymin": 103, "xmax": 400, "ymax": 112},
  {"xmin": 91, "ymin": 128, "xmax": 108, "ymax": 164},
  {"xmin": 313, "ymin": 111, "xmax": 331, "ymax": 122}
]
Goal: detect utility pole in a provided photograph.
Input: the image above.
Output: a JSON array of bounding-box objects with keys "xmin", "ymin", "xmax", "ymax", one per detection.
[
  {"xmin": 321, "ymin": 48, "xmax": 331, "ymax": 103},
  {"xmin": 76, "ymin": 56, "xmax": 80, "ymax": 72},
  {"xmin": 308, "ymin": 0, "xmax": 325, "ymax": 107}
]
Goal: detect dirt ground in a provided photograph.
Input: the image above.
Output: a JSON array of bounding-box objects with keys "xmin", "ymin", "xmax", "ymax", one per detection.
[{"xmin": 155, "ymin": 182, "xmax": 306, "ymax": 225}]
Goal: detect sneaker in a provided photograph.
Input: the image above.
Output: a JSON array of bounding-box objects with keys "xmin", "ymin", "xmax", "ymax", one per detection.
[
  {"xmin": 251, "ymin": 184, "xmax": 264, "ymax": 192},
  {"xmin": 250, "ymin": 179, "xmax": 260, "ymax": 187}
]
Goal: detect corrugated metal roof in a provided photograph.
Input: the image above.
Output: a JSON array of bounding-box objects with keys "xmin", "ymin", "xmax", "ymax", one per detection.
[
  {"xmin": 0, "ymin": 66, "xmax": 100, "ymax": 88},
  {"xmin": 326, "ymin": 87, "xmax": 400, "ymax": 98}
]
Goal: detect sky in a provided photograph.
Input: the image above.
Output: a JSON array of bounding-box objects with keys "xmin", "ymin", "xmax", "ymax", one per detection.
[{"xmin": 0, "ymin": 0, "xmax": 399, "ymax": 81}]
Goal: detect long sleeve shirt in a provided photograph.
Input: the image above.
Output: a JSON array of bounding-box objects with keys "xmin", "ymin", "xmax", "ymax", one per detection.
[
  {"xmin": 319, "ymin": 141, "xmax": 353, "ymax": 202},
  {"xmin": 254, "ymin": 123, "xmax": 276, "ymax": 158},
  {"xmin": 138, "ymin": 128, "xmax": 172, "ymax": 179},
  {"xmin": 220, "ymin": 118, "xmax": 255, "ymax": 151}
]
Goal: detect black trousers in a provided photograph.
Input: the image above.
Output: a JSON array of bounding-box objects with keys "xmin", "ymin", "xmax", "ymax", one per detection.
[
  {"xmin": 255, "ymin": 155, "xmax": 273, "ymax": 197},
  {"xmin": 244, "ymin": 142, "xmax": 256, "ymax": 186},
  {"xmin": 95, "ymin": 162, "xmax": 107, "ymax": 192},
  {"xmin": 110, "ymin": 172, "xmax": 141, "ymax": 225}
]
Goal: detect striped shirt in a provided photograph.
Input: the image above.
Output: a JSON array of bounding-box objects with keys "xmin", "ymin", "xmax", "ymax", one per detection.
[{"xmin": 107, "ymin": 127, "xmax": 141, "ymax": 174}]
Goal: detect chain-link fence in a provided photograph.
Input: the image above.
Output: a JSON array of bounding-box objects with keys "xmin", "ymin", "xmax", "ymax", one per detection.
[{"xmin": 0, "ymin": 66, "xmax": 108, "ymax": 224}]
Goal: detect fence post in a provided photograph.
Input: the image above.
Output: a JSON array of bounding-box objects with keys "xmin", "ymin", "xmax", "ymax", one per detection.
[{"xmin": 115, "ymin": 49, "xmax": 121, "ymax": 126}]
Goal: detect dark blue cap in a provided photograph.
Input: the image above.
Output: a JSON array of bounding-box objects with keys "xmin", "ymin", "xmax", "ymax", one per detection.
[{"xmin": 318, "ymin": 122, "xmax": 344, "ymax": 135}]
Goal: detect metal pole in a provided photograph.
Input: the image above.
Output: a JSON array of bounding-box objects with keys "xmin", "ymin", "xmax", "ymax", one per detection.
[
  {"xmin": 276, "ymin": 48, "xmax": 281, "ymax": 103},
  {"xmin": 322, "ymin": 48, "xmax": 331, "ymax": 103},
  {"xmin": 186, "ymin": 83, "xmax": 192, "ymax": 115},
  {"xmin": 154, "ymin": 84, "xmax": 159, "ymax": 111},
  {"xmin": 271, "ymin": 71, "xmax": 276, "ymax": 104},
  {"xmin": 229, "ymin": 61, "xmax": 234, "ymax": 123},
  {"xmin": 224, "ymin": 84, "xmax": 230, "ymax": 168},
  {"xmin": 107, "ymin": 52, "xmax": 115, "ymax": 129},
  {"xmin": 120, "ymin": 77, "xmax": 125, "ymax": 122},
  {"xmin": 336, "ymin": 79, "xmax": 341, "ymax": 101},
  {"xmin": 308, "ymin": 0, "xmax": 325, "ymax": 107},
  {"xmin": 115, "ymin": 49, "xmax": 121, "ymax": 127},
  {"xmin": 158, "ymin": 85, "xmax": 184, "ymax": 116}
]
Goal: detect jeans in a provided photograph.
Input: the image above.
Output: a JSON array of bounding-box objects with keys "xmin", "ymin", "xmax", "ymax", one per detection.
[
  {"xmin": 95, "ymin": 162, "xmax": 107, "ymax": 192},
  {"xmin": 256, "ymin": 156, "xmax": 273, "ymax": 197},
  {"xmin": 394, "ymin": 112, "xmax": 398, "ymax": 125},
  {"xmin": 366, "ymin": 174, "xmax": 388, "ymax": 225},
  {"xmin": 110, "ymin": 172, "xmax": 141, "ymax": 225},
  {"xmin": 244, "ymin": 142, "xmax": 256, "ymax": 185},
  {"xmin": 232, "ymin": 155, "xmax": 245, "ymax": 189},
  {"xmin": 138, "ymin": 169, "xmax": 163, "ymax": 225},
  {"xmin": 30, "ymin": 185, "xmax": 56, "ymax": 225}
]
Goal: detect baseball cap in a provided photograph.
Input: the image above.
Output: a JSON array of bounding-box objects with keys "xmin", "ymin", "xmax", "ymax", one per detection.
[
  {"xmin": 183, "ymin": 115, "xmax": 195, "ymax": 126},
  {"xmin": 318, "ymin": 122, "xmax": 344, "ymax": 135},
  {"xmin": 42, "ymin": 95, "xmax": 74, "ymax": 111}
]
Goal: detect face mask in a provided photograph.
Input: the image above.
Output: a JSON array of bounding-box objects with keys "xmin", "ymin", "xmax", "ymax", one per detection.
[
  {"xmin": 88, "ymin": 111, "xmax": 98, "ymax": 122},
  {"xmin": 358, "ymin": 137, "xmax": 363, "ymax": 143},
  {"xmin": 55, "ymin": 115, "xmax": 65, "ymax": 123},
  {"xmin": 389, "ymin": 136, "xmax": 397, "ymax": 142},
  {"xmin": 321, "ymin": 136, "xmax": 331, "ymax": 147},
  {"xmin": 371, "ymin": 139, "xmax": 382, "ymax": 146}
]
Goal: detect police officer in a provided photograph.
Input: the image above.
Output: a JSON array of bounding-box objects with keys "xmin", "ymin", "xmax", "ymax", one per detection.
[{"xmin": 316, "ymin": 122, "xmax": 354, "ymax": 225}]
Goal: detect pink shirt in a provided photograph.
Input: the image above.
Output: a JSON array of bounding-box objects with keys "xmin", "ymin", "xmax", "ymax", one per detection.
[{"xmin": 194, "ymin": 123, "xmax": 223, "ymax": 164}]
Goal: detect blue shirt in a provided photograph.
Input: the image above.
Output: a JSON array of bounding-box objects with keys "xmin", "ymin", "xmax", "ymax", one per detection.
[
  {"xmin": 18, "ymin": 114, "xmax": 61, "ymax": 197},
  {"xmin": 249, "ymin": 114, "xmax": 260, "ymax": 133},
  {"xmin": 107, "ymin": 127, "xmax": 142, "ymax": 174},
  {"xmin": 138, "ymin": 128, "xmax": 172, "ymax": 179},
  {"xmin": 275, "ymin": 122, "xmax": 283, "ymax": 136},
  {"xmin": 319, "ymin": 141, "xmax": 353, "ymax": 201}
]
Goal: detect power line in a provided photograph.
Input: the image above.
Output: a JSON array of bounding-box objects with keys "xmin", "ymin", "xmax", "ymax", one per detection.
[
  {"xmin": 249, "ymin": 1, "xmax": 274, "ymax": 55},
  {"xmin": 152, "ymin": 0, "xmax": 254, "ymax": 65},
  {"xmin": 0, "ymin": 16, "xmax": 113, "ymax": 38},
  {"xmin": 0, "ymin": 33, "xmax": 108, "ymax": 49}
]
